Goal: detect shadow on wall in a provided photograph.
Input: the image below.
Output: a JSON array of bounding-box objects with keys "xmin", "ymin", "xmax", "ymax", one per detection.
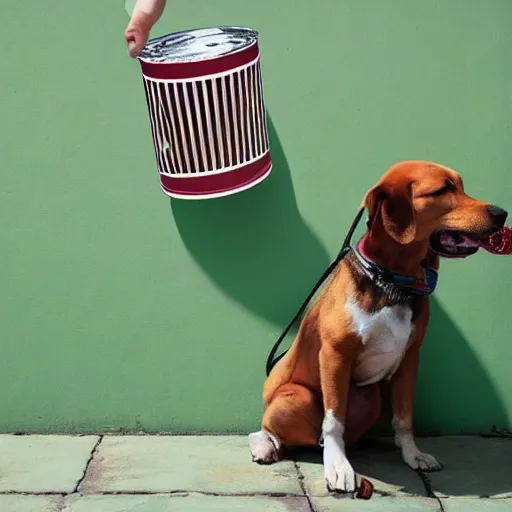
[
  {"xmin": 170, "ymin": 116, "xmax": 331, "ymax": 327},
  {"xmin": 415, "ymin": 297, "xmax": 508, "ymax": 434},
  {"xmin": 170, "ymin": 118, "xmax": 506, "ymax": 433},
  {"xmin": 374, "ymin": 296, "xmax": 507, "ymax": 435}
]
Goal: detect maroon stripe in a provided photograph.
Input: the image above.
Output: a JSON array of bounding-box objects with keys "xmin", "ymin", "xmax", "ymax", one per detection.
[
  {"xmin": 160, "ymin": 151, "xmax": 271, "ymax": 197},
  {"xmin": 140, "ymin": 43, "xmax": 259, "ymax": 80}
]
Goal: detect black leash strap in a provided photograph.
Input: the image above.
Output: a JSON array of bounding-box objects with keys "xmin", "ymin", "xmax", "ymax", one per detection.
[{"xmin": 265, "ymin": 207, "xmax": 365, "ymax": 376}]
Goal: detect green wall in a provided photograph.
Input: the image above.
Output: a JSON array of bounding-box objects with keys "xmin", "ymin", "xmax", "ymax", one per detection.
[{"xmin": 2, "ymin": 0, "xmax": 511, "ymax": 434}]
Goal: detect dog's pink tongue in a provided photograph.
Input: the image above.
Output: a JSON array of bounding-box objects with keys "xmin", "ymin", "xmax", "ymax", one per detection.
[
  {"xmin": 478, "ymin": 226, "xmax": 512, "ymax": 255},
  {"xmin": 440, "ymin": 232, "xmax": 479, "ymax": 249}
]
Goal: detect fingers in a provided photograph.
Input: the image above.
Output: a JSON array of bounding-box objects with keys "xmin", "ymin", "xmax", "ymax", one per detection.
[
  {"xmin": 125, "ymin": 27, "xmax": 148, "ymax": 58},
  {"xmin": 124, "ymin": 1, "xmax": 166, "ymax": 58},
  {"xmin": 127, "ymin": 40, "xmax": 138, "ymax": 58}
]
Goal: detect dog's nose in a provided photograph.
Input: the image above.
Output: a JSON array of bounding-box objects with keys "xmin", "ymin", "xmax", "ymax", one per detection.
[{"xmin": 487, "ymin": 204, "xmax": 508, "ymax": 226}]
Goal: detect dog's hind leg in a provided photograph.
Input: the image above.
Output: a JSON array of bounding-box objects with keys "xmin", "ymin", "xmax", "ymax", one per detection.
[{"xmin": 249, "ymin": 383, "xmax": 323, "ymax": 464}]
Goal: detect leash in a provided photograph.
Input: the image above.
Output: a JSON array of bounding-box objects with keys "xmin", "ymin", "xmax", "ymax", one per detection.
[
  {"xmin": 263, "ymin": 205, "xmax": 372, "ymax": 500},
  {"xmin": 265, "ymin": 207, "xmax": 365, "ymax": 376},
  {"xmin": 262, "ymin": 204, "xmax": 461, "ymax": 501}
]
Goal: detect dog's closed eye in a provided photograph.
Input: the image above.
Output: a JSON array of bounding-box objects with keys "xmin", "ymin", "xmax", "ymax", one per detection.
[{"xmin": 425, "ymin": 180, "xmax": 456, "ymax": 197}]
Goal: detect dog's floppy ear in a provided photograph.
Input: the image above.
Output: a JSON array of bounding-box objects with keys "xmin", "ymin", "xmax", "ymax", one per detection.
[{"xmin": 363, "ymin": 182, "xmax": 416, "ymax": 244}]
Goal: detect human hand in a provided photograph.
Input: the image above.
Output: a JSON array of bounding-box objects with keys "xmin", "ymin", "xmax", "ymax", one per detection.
[{"xmin": 124, "ymin": 0, "xmax": 167, "ymax": 58}]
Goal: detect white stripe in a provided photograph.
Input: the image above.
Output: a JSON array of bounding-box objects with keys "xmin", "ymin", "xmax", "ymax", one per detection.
[
  {"xmin": 155, "ymin": 83, "xmax": 173, "ymax": 175},
  {"xmin": 256, "ymin": 63, "xmax": 266, "ymax": 151},
  {"xmin": 191, "ymin": 81, "xmax": 209, "ymax": 172},
  {"xmin": 229, "ymin": 72, "xmax": 240, "ymax": 165},
  {"xmin": 253, "ymin": 64, "xmax": 263, "ymax": 155},
  {"xmin": 237, "ymin": 69, "xmax": 247, "ymax": 162},
  {"xmin": 245, "ymin": 66, "xmax": 254, "ymax": 160},
  {"xmin": 157, "ymin": 85, "xmax": 179, "ymax": 174},
  {"xmin": 173, "ymin": 83, "xmax": 192, "ymax": 173},
  {"xmin": 149, "ymin": 81, "xmax": 167, "ymax": 174},
  {"xmin": 201, "ymin": 80, "xmax": 217, "ymax": 170},
  {"xmin": 182, "ymin": 84, "xmax": 200, "ymax": 173},
  {"xmin": 141, "ymin": 55, "xmax": 260, "ymax": 84},
  {"xmin": 211, "ymin": 79, "xmax": 225, "ymax": 169},
  {"xmin": 221, "ymin": 76, "xmax": 233, "ymax": 166},
  {"xmin": 249, "ymin": 64, "xmax": 259, "ymax": 157},
  {"xmin": 164, "ymin": 83, "xmax": 184, "ymax": 174},
  {"xmin": 143, "ymin": 78, "xmax": 161, "ymax": 171}
]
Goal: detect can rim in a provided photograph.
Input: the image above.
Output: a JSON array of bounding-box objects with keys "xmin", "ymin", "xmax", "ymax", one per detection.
[{"xmin": 138, "ymin": 26, "xmax": 259, "ymax": 65}]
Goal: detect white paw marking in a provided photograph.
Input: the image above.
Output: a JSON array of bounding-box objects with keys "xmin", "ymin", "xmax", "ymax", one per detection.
[
  {"xmin": 248, "ymin": 430, "xmax": 280, "ymax": 465},
  {"xmin": 322, "ymin": 410, "xmax": 356, "ymax": 492},
  {"xmin": 395, "ymin": 425, "xmax": 443, "ymax": 472},
  {"xmin": 403, "ymin": 447, "xmax": 443, "ymax": 472},
  {"xmin": 324, "ymin": 441, "xmax": 356, "ymax": 492}
]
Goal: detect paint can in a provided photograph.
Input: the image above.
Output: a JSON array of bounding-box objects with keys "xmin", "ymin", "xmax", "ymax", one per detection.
[{"xmin": 138, "ymin": 27, "xmax": 272, "ymax": 199}]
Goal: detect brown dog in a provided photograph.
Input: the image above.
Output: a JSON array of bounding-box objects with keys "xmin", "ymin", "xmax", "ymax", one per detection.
[{"xmin": 248, "ymin": 161, "xmax": 507, "ymax": 493}]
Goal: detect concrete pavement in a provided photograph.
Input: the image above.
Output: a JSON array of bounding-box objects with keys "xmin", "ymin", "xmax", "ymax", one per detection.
[{"xmin": 0, "ymin": 434, "xmax": 510, "ymax": 511}]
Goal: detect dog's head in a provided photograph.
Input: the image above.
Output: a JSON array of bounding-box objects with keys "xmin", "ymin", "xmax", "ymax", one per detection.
[{"xmin": 363, "ymin": 161, "xmax": 507, "ymax": 258}]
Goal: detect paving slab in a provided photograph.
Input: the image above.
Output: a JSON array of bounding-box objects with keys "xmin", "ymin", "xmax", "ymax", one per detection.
[
  {"xmin": 295, "ymin": 442, "xmax": 426, "ymax": 497},
  {"xmin": 312, "ymin": 495, "xmax": 439, "ymax": 511},
  {"xmin": 0, "ymin": 435, "xmax": 99, "ymax": 493},
  {"xmin": 79, "ymin": 435, "xmax": 303, "ymax": 495},
  {"xmin": 442, "ymin": 498, "xmax": 512, "ymax": 511},
  {"xmin": 414, "ymin": 436, "xmax": 512, "ymax": 498},
  {"xmin": 65, "ymin": 494, "xmax": 310, "ymax": 511},
  {"xmin": 0, "ymin": 495, "xmax": 64, "ymax": 512}
]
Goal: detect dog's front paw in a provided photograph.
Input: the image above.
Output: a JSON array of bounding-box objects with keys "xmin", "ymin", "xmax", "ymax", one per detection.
[
  {"xmin": 324, "ymin": 453, "xmax": 356, "ymax": 493},
  {"xmin": 403, "ymin": 448, "xmax": 443, "ymax": 472}
]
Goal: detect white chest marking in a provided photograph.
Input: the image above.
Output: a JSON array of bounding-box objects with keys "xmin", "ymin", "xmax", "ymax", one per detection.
[{"xmin": 346, "ymin": 299, "xmax": 414, "ymax": 385}]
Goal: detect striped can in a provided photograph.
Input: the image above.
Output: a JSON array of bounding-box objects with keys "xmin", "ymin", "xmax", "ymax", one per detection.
[{"xmin": 138, "ymin": 27, "xmax": 272, "ymax": 199}]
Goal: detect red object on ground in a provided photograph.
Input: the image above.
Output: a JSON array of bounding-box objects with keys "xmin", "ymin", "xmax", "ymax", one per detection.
[
  {"xmin": 355, "ymin": 476, "xmax": 374, "ymax": 500},
  {"xmin": 478, "ymin": 227, "xmax": 512, "ymax": 255}
]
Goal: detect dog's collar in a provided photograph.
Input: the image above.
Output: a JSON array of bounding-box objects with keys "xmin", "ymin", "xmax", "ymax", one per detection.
[{"xmin": 351, "ymin": 237, "xmax": 438, "ymax": 299}]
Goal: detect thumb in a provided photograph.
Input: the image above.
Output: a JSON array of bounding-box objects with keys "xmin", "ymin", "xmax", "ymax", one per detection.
[{"xmin": 127, "ymin": 39, "xmax": 140, "ymax": 58}]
